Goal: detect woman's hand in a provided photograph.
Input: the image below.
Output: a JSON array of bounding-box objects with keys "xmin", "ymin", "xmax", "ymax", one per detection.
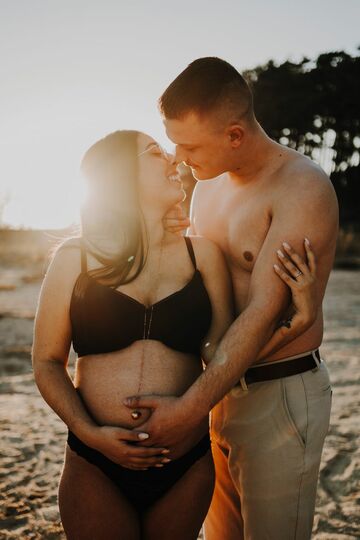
[
  {"xmin": 123, "ymin": 395, "xmax": 209, "ymax": 459},
  {"xmin": 84, "ymin": 425, "xmax": 171, "ymax": 470},
  {"xmin": 274, "ymin": 238, "xmax": 317, "ymax": 330}
]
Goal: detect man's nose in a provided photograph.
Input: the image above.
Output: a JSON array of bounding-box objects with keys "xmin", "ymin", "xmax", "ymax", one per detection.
[
  {"xmin": 166, "ymin": 150, "xmax": 176, "ymax": 166},
  {"xmin": 175, "ymin": 146, "xmax": 186, "ymax": 165}
]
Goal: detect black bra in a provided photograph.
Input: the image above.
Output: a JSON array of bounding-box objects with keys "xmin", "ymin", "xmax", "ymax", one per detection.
[{"xmin": 70, "ymin": 237, "xmax": 212, "ymax": 357}]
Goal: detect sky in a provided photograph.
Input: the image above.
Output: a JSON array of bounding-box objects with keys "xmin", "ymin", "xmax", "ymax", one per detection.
[{"xmin": 1, "ymin": 0, "xmax": 359, "ymax": 229}]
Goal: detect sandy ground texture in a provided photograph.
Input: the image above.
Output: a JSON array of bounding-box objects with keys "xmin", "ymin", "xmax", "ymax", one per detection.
[{"xmin": 0, "ymin": 268, "xmax": 359, "ymax": 539}]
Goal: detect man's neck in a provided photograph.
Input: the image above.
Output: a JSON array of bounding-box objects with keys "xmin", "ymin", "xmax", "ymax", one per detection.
[{"xmin": 228, "ymin": 124, "xmax": 280, "ymax": 184}]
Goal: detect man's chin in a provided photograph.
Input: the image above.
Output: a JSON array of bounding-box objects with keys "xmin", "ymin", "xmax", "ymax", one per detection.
[{"xmin": 192, "ymin": 168, "xmax": 220, "ymax": 181}]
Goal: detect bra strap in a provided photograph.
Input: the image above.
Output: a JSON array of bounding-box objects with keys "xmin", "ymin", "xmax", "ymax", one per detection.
[
  {"xmin": 184, "ymin": 236, "xmax": 197, "ymax": 270},
  {"xmin": 80, "ymin": 239, "xmax": 87, "ymax": 273}
]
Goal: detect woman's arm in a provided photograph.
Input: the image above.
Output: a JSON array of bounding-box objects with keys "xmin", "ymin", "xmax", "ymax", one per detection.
[
  {"xmin": 256, "ymin": 238, "xmax": 317, "ymax": 361},
  {"xmin": 32, "ymin": 242, "xmax": 96, "ymax": 437},
  {"xmin": 32, "ymin": 242, "xmax": 166, "ymax": 469}
]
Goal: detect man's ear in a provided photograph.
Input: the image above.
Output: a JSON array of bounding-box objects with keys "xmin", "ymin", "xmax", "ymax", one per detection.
[{"xmin": 226, "ymin": 125, "xmax": 244, "ymax": 148}]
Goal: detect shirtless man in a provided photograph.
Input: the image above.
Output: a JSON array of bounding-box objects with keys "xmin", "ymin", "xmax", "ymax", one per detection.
[{"xmin": 125, "ymin": 57, "xmax": 339, "ymax": 539}]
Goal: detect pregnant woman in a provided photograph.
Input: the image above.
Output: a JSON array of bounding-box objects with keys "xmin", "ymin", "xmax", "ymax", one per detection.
[{"xmin": 32, "ymin": 130, "xmax": 317, "ymax": 540}]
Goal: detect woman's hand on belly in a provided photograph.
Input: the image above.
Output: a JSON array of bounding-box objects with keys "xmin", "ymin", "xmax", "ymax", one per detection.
[
  {"xmin": 124, "ymin": 395, "xmax": 209, "ymax": 460},
  {"xmin": 83, "ymin": 425, "xmax": 171, "ymax": 470}
]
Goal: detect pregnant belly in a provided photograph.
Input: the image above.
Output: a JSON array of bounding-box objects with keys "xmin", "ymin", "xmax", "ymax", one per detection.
[{"xmin": 74, "ymin": 340, "xmax": 204, "ymax": 429}]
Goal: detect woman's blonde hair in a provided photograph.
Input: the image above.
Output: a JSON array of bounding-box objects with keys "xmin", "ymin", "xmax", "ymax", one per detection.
[{"xmin": 77, "ymin": 129, "xmax": 148, "ymax": 286}]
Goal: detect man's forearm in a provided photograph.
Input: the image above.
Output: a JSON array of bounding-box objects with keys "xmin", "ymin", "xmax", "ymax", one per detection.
[{"xmin": 182, "ymin": 304, "xmax": 278, "ymax": 418}]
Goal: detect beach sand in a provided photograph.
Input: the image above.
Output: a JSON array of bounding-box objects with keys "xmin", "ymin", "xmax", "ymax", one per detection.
[{"xmin": 0, "ymin": 266, "xmax": 359, "ymax": 539}]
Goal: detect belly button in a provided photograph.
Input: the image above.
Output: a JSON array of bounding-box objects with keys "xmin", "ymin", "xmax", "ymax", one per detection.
[{"xmin": 131, "ymin": 410, "xmax": 142, "ymax": 420}]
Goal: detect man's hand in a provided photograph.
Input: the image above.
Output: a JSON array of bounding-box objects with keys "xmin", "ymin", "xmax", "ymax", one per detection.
[
  {"xmin": 123, "ymin": 394, "xmax": 208, "ymax": 458},
  {"xmin": 163, "ymin": 204, "xmax": 190, "ymax": 235}
]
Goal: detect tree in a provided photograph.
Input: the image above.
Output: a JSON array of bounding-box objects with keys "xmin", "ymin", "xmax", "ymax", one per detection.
[{"xmin": 244, "ymin": 50, "xmax": 360, "ymax": 226}]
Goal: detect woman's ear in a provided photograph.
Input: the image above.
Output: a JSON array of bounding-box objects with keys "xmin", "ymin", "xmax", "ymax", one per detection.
[{"xmin": 227, "ymin": 125, "xmax": 244, "ymax": 148}]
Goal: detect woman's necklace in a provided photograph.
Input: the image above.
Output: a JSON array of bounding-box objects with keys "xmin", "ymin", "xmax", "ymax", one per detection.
[{"xmin": 131, "ymin": 236, "xmax": 164, "ymax": 421}]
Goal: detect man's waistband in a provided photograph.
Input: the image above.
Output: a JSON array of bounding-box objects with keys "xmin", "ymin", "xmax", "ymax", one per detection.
[{"xmin": 238, "ymin": 349, "xmax": 322, "ymax": 391}]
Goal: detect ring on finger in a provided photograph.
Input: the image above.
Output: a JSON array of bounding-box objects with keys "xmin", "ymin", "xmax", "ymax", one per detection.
[{"xmin": 294, "ymin": 269, "xmax": 302, "ymax": 278}]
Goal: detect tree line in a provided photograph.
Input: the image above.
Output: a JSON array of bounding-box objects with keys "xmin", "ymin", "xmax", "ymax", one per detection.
[{"xmin": 244, "ymin": 49, "xmax": 360, "ymax": 228}]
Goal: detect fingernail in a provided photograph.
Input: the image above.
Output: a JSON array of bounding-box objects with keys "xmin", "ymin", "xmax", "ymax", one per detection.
[
  {"xmin": 155, "ymin": 464, "xmax": 164, "ymax": 468},
  {"xmin": 161, "ymin": 449, "xmax": 170, "ymax": 454},
  {"xmin": 305, "ymin": 237, "xmax": 310, "ymax": 246},
  {"xmin": 162, "ymin": 458, "xmax": 171, "ymax": 463},
  {"xmin": 282, "ymin": 242, "xmax": 290, "ymax": 249},
  {"xmin": 277, "ymin": 249, "xmax": 285, "ymax": 258},
  {"xmin": 138, "ymin": 433, "xmax": 149, "ymax": 440},
  {"xmin": 273, "ymin": 264, "xmax": 280, "ymax": 270}
]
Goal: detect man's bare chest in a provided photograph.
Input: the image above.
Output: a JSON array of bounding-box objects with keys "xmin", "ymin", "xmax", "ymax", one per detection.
[{"xmin": 194, "ymin": 186, "xmax": 272, "ymax": 272}]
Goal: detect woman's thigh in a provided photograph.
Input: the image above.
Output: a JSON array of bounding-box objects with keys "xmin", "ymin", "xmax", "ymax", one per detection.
[
  {"xmin": 58, "ymin": 446, "xmax": 140, "ymax": 540},
  {"xmin": 143, "ymin": 450, "xmax": 215, "ymax": 540}
]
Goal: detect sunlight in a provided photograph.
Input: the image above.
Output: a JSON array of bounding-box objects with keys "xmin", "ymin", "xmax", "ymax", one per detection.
[
  {"xmin": 3, "ymin": 175, "xmax": 85, "ymax": 230},
  {"xmin": 0, "ymin": 120, "xmax": 172, "ymax": 230},
  {"xmin": 1, "ymin": 140, "xmax": 87, "ymax": 229}
]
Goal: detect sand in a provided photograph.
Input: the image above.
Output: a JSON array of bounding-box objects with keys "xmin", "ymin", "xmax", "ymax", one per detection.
[{"xmin": 0, "ymin": 266, "xmax": 359, "ymax": 539}]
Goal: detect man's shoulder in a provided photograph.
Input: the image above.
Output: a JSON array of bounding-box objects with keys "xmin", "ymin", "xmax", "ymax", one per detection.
[
  {"xmin": 278, "ymin": 152, "xmax": 335, "ymax": 199},
  {"xmin": 272, "ymin": 153, "xmax": 339, "ymax": 236}
]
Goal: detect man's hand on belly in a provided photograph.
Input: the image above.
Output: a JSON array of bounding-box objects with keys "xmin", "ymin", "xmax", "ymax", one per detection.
[{"xmin": 123, "ymin": 394, "xmax": 207, "ymax": 457}]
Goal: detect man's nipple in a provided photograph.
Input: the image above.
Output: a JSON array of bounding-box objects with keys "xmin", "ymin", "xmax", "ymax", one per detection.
[{"xmin": 243, "ymin": 251, "xmax": 254, "ymax": 262}]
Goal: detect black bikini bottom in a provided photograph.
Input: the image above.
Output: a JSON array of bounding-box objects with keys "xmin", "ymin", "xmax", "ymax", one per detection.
[{"xmin": 67, "ymin": 430, "xmax": 211, "ymax": 512}]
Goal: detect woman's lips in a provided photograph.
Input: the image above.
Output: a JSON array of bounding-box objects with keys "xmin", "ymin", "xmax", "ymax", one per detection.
[{"xmin": 167, "ymin": 174, "xmax": 183, "ymax": 189}]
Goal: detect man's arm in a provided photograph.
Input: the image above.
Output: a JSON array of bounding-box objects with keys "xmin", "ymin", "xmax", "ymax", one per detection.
[
  {"xmin": 256, "ymin": 239, "xmax": 318, "ymax": 360},
  {"xmin": 125, "ymin": 169, "xmax": 338, "ymax": 447},
  {"xmin": 162, "ymin": 204, "xmax": 190, "ymax": 235},
  {"xmin": 181, "ymin": 171, "xmax": 338, "ymax": 417}
]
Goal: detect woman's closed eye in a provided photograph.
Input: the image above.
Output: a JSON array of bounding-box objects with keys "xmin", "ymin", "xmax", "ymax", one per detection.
[{"xmin": 152, "ymin": 147, "xmax": 172, "ymax": 163}]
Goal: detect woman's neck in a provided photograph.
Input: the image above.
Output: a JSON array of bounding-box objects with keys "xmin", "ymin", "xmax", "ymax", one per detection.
[{"xmin": 141, "ymin": 213, "xmax": 172, "ymax": 250}]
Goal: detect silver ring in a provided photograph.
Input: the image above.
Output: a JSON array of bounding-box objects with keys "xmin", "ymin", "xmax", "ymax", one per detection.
[{"xmin": 294, "ymin": 270, "xmax": 302, "ymax": 278}]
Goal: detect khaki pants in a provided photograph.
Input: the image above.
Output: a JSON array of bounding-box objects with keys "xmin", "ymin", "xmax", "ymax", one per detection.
[{"xmin": 204, "ymin": 355, "xmax": 332, "ymax": 540}]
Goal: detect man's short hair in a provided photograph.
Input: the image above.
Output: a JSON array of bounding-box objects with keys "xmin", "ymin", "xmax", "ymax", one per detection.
[{"xmin": 159, "ymin": 57, "xmax": 254, "ymax": 124}]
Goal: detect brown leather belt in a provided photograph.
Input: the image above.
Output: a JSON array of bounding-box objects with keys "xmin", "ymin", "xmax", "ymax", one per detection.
[{"xmin": 242, "ymin": 349, "xmax": 321, "ymax": 386}]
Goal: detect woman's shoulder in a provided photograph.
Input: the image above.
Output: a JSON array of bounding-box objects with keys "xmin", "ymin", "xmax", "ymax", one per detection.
[
  {"xmin": 55, "ymin": 235, "xmax": 82, "ymax": 252},
  {"xmin": 46, "ymin": 236, "xmax": 83, "ymax": 283}
]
